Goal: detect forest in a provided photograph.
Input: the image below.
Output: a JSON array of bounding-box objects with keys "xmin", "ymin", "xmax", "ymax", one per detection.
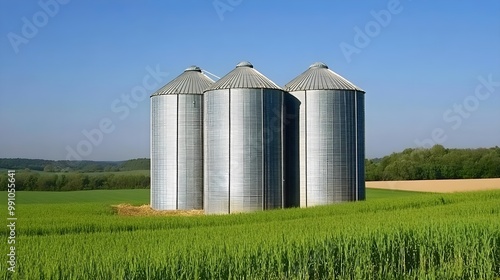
[
  {"xmin": 1, "ymin": 146, "xmax": 499, "ymax": 191},
  {"xmin": 0, "ymin": 158, "xmax": 150, "ymax": 172},
  {"xmin": 0, "ymin": 171, "xmax": 150, "ymax": 191},
  {"xmin": 0, "ymin": 158, "xmax": 150, "ymax": 191},
  {"xmin": 366, "ymin": 145, "xmax": 500, "ymax": 181}
]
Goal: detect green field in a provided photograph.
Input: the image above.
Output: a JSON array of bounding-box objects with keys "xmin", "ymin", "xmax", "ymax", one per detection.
[
  {"xmin": 2, "ymin": 189, "xmax": 499, "ymax": 279},
  {"xmin": 13, "ymin": 189, "xmax": 150, "ymax": 204},
  {"xmin": 6, "ymin": 188, "xmax": 419, "ymax": 205}
]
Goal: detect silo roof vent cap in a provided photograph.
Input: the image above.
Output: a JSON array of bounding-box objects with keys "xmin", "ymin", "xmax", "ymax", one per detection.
[
  {"xmin": 309, "ymin": 62, "xmax": 329, "ymax": 69},
  {"xmin": 185, "ymin": 65, "xmax": 202, "ymax": 72},
  {"xmin": 236, "ymin": 61, "xmax": 253, "ymax": 68}
]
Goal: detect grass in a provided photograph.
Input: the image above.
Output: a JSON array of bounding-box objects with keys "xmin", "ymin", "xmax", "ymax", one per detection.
[
  {"xmin": 2, "ymin": 188, "xmax": 499, "ymax": 279},
  {"xmin": 2, "ymin": 188, "xmax": 415, "ymax": 206},
  {"xmin": 11, "ymin": 189, "xmax": 150, "ymax": 205},
  {"xmin": 364, "ymin": 188, "xmax": 425, "ymax": 198}
]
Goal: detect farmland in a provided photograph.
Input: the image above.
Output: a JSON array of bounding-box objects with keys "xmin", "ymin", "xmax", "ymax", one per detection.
[
  {"xmin": 367, "ymin": 178, "xmax": 500, "ymax": 193},
  {"xmin": 2, "ymin": 188, "xmax": 499, "ymax": 279}
]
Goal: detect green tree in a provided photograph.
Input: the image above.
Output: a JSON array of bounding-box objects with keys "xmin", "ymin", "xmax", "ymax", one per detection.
[
  {"xmin": 0, "ymin": 174, "xmax": 8, "ymax": 191},
  {"xmin": 62, "ymin": 174, "xmax": 84, "ymax": 191},
  {"xmin": 43, "ymin": 164, "xmax": 56, "ymax": 172},
  {"xmin": 37, "ymin": 174, "xmax": 58, "ymax": 191}
]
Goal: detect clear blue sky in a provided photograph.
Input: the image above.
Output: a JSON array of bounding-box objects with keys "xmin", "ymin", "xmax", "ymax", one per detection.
[{"xmin": 1, "ymin": 0, "xmax": 499, "ymax": 161}]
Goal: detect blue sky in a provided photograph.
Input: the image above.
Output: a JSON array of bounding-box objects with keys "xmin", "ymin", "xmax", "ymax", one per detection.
[{"xmin": 1, "ymin": 0, "xmax": 499, "ymax": 161}]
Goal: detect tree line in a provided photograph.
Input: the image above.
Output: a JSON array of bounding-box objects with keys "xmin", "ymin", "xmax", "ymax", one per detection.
[
  {"xmin": 0, "ymin": 172, "xmax": 149, "ymax": 191},
  {"xmin": 0, "ymin": 158, "xmax": 150, "ymax": 173},
  {"xmin": 1, "ymin": 146, "xmax": 499, "ymax": 191},
  {"xmin": 366, "ymin": 145, "xmax": 500, "ymax": 181}
]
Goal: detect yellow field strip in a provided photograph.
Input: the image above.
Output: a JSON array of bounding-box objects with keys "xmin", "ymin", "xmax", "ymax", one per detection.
[{"xmin": 366, "ymin": 178, "xmax": 500, "ymax": 193}]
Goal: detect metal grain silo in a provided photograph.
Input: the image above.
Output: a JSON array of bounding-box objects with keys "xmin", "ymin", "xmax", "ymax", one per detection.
[
  {"xmin": 204, "ymin": 61, "xmax": 286, "ymax": 214},
  {"xmin": 284, "ymin": 62, "xmax": 365, "ymax": 207},
  {"xmin": 150, "ymin": 66, "xmax": 214, "ymax": 210}
]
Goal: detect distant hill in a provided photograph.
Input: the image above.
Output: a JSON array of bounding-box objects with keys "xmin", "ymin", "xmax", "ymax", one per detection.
[
  {"xmin": 0, "ymin": 158, "xmax": 151, "ymax": 172},
  {"xmin": 119, "ymin": 158, "xmax": 150, "ymax": 171}
]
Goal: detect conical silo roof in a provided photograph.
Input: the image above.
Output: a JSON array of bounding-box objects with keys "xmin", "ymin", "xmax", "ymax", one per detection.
[
  {"xmin": 151, "ymin": 66, "xmax": 214, "ymax": 96},
  {"xmin": 284, "ymin": 62, "xmax": 364, "ymax": 92},
  {"xmin": 205, "ymin": 61, "xmax": 282, "ymax": 91}
]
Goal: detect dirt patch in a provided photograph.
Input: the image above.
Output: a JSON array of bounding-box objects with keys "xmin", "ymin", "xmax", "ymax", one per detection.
[
  {"xmin": 112, "ymin": 204, "xmax": 204, "ymax": 216},
  {"xmin": 366, "ymin": 178, "xmax": 500, "ymax": 193}
]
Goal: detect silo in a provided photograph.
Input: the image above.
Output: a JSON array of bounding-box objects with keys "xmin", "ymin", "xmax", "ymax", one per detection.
[
  {"xmin": 284, "ymin": 62, "xmax": 365, "ymax": 207},
  {"xmin": 150, "ymin": 66, "xmax": 214, "ymax": 210},
  {"xmin": 204, "ymin": 61, "xmax": 286, "ymax": 214}
]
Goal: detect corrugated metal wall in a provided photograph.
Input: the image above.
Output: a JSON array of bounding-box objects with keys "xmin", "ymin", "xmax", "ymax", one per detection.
[
  {"xmin": 151, "ymin": 95, "xmax": 203, "ymax": 210},
  {"xmin": 284, "ymin": 62, "xmax": 365, "ymax": 207},
  {"xmin": 283, "ymin": 93, "xmax": 301, "ymax": 208},
  {"xmin": 262, "ymin": 90, "xmax": 284, "ymax": 210},
  {"xmin": 356, "ymin": 91, "xmax": 366, "ymax": 200},
  {"xmin": 151, "ymin": 62, "xmax": 365, "ymax": 213},
  {"xmin": 177, "ymin": 95, "xmax": 204, "ymax": 209},
  {"xmin": 289, "ymin": 89, "xmax": 364, "ymax": 207},
  {"xmin": 204, "ymin": 90, "xmax": 230, "ymax": 214},
  {"xmin": 151, "ymin": 95, "xmax": 178, "ymax": 210},
  {"xmin": 229, "ymin": 89, "xmax": 264, "ymax": 213},
  {"xmin": 204, "ymin": 88, "xmax": 285, "ymax": 214},
  {"xmin": 150, "ymin": 66, "xmax": 212, "ymax": 211},
  {"xmin": 150, "ymin": 94, "xmax": 204, "ymax": 210}
]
